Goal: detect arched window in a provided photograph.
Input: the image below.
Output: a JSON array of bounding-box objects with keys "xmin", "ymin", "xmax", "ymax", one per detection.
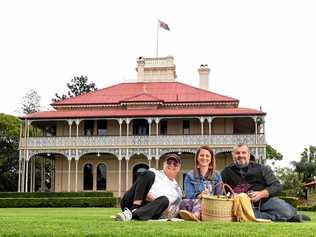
[
  {"xmin": 133, "ymin": 163, "xmax": 149, "ymax": 183},
  {"xmin": 97, "ymin": 163, "xmax": 107, "ymax": 190},
  {"xmin": 83, "ymin": 163, "xmax": 93, "ymax": 190}
]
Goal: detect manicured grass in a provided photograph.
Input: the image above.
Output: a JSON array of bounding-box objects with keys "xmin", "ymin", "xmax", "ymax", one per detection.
[{"xmin": 0, "ymin": 208, "xmax": 315, "ymax": 237}]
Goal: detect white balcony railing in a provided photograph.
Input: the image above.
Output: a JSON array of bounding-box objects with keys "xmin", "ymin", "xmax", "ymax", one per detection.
[{"xmin": 20, "ymin": 134, "xmax": 265, "ymax": 149}]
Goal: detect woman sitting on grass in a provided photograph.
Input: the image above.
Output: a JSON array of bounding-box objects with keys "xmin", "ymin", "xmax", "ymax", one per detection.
[{"xmin": 179, "ymin": 145, "xmax": 222, "ymax": 221}]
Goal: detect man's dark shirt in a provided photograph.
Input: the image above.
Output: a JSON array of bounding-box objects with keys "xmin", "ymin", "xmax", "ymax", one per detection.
[{"xmin": 221, "ymin": 161, "xmax": 282, "ymax": 197}]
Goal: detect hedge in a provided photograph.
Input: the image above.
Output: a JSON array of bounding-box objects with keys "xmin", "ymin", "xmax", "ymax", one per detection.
[
  {"xmin": 0, "ymin": 197, "xmax": 117, "ymax": 208},
  {"xmin": 278, "ymin": 196, "xmax": 299, "ymax": 208},
  {"xmin": 0, "ymin": 192, "xmax": 113, "ymax": 198},
  {"xmin": 298, "ymin": 205, "xmax": 316, "ymax": 212}
]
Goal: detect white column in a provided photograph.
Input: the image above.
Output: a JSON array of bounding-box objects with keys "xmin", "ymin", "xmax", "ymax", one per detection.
[
  {"xmin": 18, "ymin": 150, "xmax": 21, "ymax": 192},
  {"xmin": 125, "ymin": 158, "xmax": 129, "ymax": 191},
  {"xmin": 21, "ymin": 156, "xmax": 25, "ymax": 192},
  {"xmin": 208, "ymin": 117, "xmax": 213, "ymax": 145},
  {"xmin": 155, "ymin": 118, "xmax": 160, "ymax": 136},
  {"xmin": 18, "ymin": 122, "xmax": 22, "ymax": 192},
  {"xmin": 68, "ymin": 158, "xmax": 71, "ymax": 192},
  {"xmin": 118, "ymin": 156, "xmax": 122, "ymax": 198},
  {"xmin": 155, "ymin": 148, "xmax": 159, "ymax": 169},
  {"xmin": 75, "ymin": 119, "xmax": 80, "ymax": 137},
  {"xmin": 125, "ymin": 148, "xmax": 129, "ymax": 191},
  {"xmin": 119, "ymin": 119, "xmax": 123, "ymax": 145},
  {"xmin": 30, "ymin": 158, "xmax": 33, "ymax": 192},
  {"xmin": 75, "ymin": 158, "xmax": 79, "ymax": 192},
  {"xmin": 25, "ymin": 120, "xmax": 30, "ymax": 192},
  {"xmin": 27, "ymin": 120, "xmax": 30, "ymax": 139},
  {"xmin": 21, "ymin": 120, "xmax": 27, "ymax": 192},
  {"xmin": 68, "ymin": 120, "xmax": 73, "ymax": 137},
  {"xmin": 119, "ymin": 119, "xmax": 122, "ymax": 136},
  {"xmin": 32, "ymin": 158, "xmax": 36, "ymax": 192},
  {"xmin": 25, "ymin": 157, "xmax": 29, "ymax": 192},
  {"xmin": 147, "ymin": 118, "xmax": 152, "ymax": 136},
  {"xmin": 126, "ymin": 119, "xmax": 130, "ymax": 137},
  {"xmin": 93, "ymin": 162, "xmax": 97, "ymax": 192},
  {"xmin": 148, "ymin": 148, "xmax": 151, "ymax": 168},
  {"xmin": 200, "ymin": 117, "xmax": 204, "ymax": 135},
  {"xmin": 40, "ymin": 157, "xmax": 43, "ymax": 192},
  {"xmin": 148, "ymin": 158, "xmax": 152, "ymax": 168}
]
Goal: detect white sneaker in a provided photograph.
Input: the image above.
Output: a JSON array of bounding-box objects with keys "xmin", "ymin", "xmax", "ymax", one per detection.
[{"xmin": 114, "ymin": 208, "xmax": 133, "ymax": 221}]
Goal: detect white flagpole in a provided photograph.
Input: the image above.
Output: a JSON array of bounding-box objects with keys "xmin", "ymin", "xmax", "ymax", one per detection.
[{"xmin": 156, "ymin": 20, "xmax": 159, "ymax": 57}]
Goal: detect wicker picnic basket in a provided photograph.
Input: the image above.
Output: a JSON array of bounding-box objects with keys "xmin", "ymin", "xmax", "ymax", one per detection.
[{"xmin": 201, "ymin": 184, "xmax": 236, "ymax": 222}]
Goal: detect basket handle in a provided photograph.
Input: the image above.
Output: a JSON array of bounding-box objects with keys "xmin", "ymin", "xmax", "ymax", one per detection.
[{"xmin": 221, "ymin": 183, "xmax": 235, "ymax": 198}]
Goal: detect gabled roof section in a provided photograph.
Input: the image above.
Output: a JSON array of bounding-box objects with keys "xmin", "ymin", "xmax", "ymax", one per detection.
[
  {"xmin": 52, "ymin": 82, "xmax": 238, "ymax": 107},
  {"xmin": 120, "ymin": 92, "xmax": 163, "ymax": 103}
]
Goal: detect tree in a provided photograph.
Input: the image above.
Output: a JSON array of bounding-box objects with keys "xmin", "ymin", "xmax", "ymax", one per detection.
[
  {"xmin": 20, "ymin": 89, "xmax": 41, "ymax": 114},
  {"xmin": 0, "ymin": 113, "xmax": 20, "ymax": 191},
  {"xmin": 292, "ymin": 146, "xmax": 316, "ymax": 182},
  {"xmin": 266, "ymin": 144, "xmax": 283, "ymax": 161},
  {"xmin": 53, "ymin": 76, "xmax": 97, "ymax": 102},
  {"xmin": 276, "ymin": 167, "xmax": 305, "ymax": 197}
]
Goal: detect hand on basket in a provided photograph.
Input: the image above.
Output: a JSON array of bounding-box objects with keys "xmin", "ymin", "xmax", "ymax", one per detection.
[
  {"xmin": 198, "ymin": 188, "xmax": 210, "ymax": 199},
  {"xmin": 248, "ymin": 189, "xmax": 269, "ymax": 202}
]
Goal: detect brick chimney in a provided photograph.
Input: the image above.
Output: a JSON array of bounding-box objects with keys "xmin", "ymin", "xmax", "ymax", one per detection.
[{"xmin": 198, "ymin": 64, "xmax": 210, "ymax": 90}]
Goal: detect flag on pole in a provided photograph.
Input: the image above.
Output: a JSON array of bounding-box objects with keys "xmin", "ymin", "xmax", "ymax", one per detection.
[{"xmin": 158, "ymin": 19, "xmax": 170, "ymax": 31}]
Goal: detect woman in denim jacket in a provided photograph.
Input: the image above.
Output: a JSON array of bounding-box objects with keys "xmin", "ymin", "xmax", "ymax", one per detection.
[{"xmin": 179, "ymin": 145, "xmax": 222, "ymax": 221}]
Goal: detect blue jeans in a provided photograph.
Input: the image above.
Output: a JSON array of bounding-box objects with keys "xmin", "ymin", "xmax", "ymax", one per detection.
[{"xmin": 253, "ymin": 197, "xmax": 297, "ymax": 221}]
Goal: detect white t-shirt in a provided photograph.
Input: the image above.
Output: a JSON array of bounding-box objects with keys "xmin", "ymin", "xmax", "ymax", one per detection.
[{"xmin": 148, "ymin": 168, "xmax": 183, "ymax": 206}]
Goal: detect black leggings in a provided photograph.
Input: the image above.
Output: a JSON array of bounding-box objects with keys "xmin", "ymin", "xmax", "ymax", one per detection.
[{"xmin": 120, "ymin": 170, "xmax": 169, "ymax": 220}]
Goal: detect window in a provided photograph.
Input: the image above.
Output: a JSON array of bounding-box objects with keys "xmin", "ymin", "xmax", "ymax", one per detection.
[
  {"xmin": 160, "ymin": 120, "xmax": 168, "ymax": 135},
  {"xmin": 97, "ymin": 163, "xmax": 107, "ymax": 190},
  {"xmin": 83, "ymin": 163, "xmax": 93, "ymax": 190},
  {"xmin": 183, "ymin": 120, "xmax": 190, "ymax": 135},
  {"xmin": 132, "ymin": 164, "xmax": 149, "ymax": 183},
  {"xmin": 84, "ymin": 120, "xmax": 94, "ymax": 136},
  {"xmin": 97, "ymin": 120, "xmax": 107, "ymax": 136}
]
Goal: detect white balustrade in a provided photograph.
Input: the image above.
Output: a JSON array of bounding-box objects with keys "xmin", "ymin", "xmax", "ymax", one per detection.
[{"xmin": 21, "ymin": 134, "xmax": 265, "ymax": 149}]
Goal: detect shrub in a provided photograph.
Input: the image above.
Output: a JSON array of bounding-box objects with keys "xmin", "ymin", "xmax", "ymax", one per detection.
[
  {"xmin": 0, "ymin": 192, "xmax": 113, "ymax": 198},
  {"xmin": 298, "ymin": 205, "xmax": 316, "ymax": 212},
  {"xmin": 0, "ymin": 197, "xmax": 117, "ymax": 208}
]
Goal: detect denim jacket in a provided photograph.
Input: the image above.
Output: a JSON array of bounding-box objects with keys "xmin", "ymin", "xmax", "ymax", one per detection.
[{"xmin": 184, "ymin": 170, "xmax": 223, "ymax": 199}]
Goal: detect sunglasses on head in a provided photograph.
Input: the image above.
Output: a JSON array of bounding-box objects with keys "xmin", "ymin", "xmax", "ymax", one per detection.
[{"xmin": 166, "ymin": 159, "xmax": 179, "ymax": 167}]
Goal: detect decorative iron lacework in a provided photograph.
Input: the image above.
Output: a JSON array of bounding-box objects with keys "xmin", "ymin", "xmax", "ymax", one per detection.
[{"xmin": 23, "ymin": 134, "xmax": 264, "ymax": 149}]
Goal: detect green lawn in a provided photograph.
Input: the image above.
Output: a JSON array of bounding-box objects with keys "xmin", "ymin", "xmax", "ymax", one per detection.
[{"xmin": 0, "ymin": 208, "xmax": 315, "ymax": 237}]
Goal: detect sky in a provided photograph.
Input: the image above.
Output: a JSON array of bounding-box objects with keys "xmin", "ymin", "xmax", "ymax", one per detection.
[{"xmin": 0, "ymin": 0, "xmax": 315, "ymax": 167}]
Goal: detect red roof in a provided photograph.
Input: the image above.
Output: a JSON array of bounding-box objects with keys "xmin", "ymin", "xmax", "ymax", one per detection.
[
  {"xmin": 52, "ymin": 82, "xmax": 238, "ymax": 106},
  {"xmin": 24, "ymin": 107, "xmax": 265, "ymax": 119}
]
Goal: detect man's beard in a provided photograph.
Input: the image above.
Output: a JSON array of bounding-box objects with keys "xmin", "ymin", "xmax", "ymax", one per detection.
[{"xmin": 234, "ymin": 160, "xmax": 249, "ymax": 168}]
